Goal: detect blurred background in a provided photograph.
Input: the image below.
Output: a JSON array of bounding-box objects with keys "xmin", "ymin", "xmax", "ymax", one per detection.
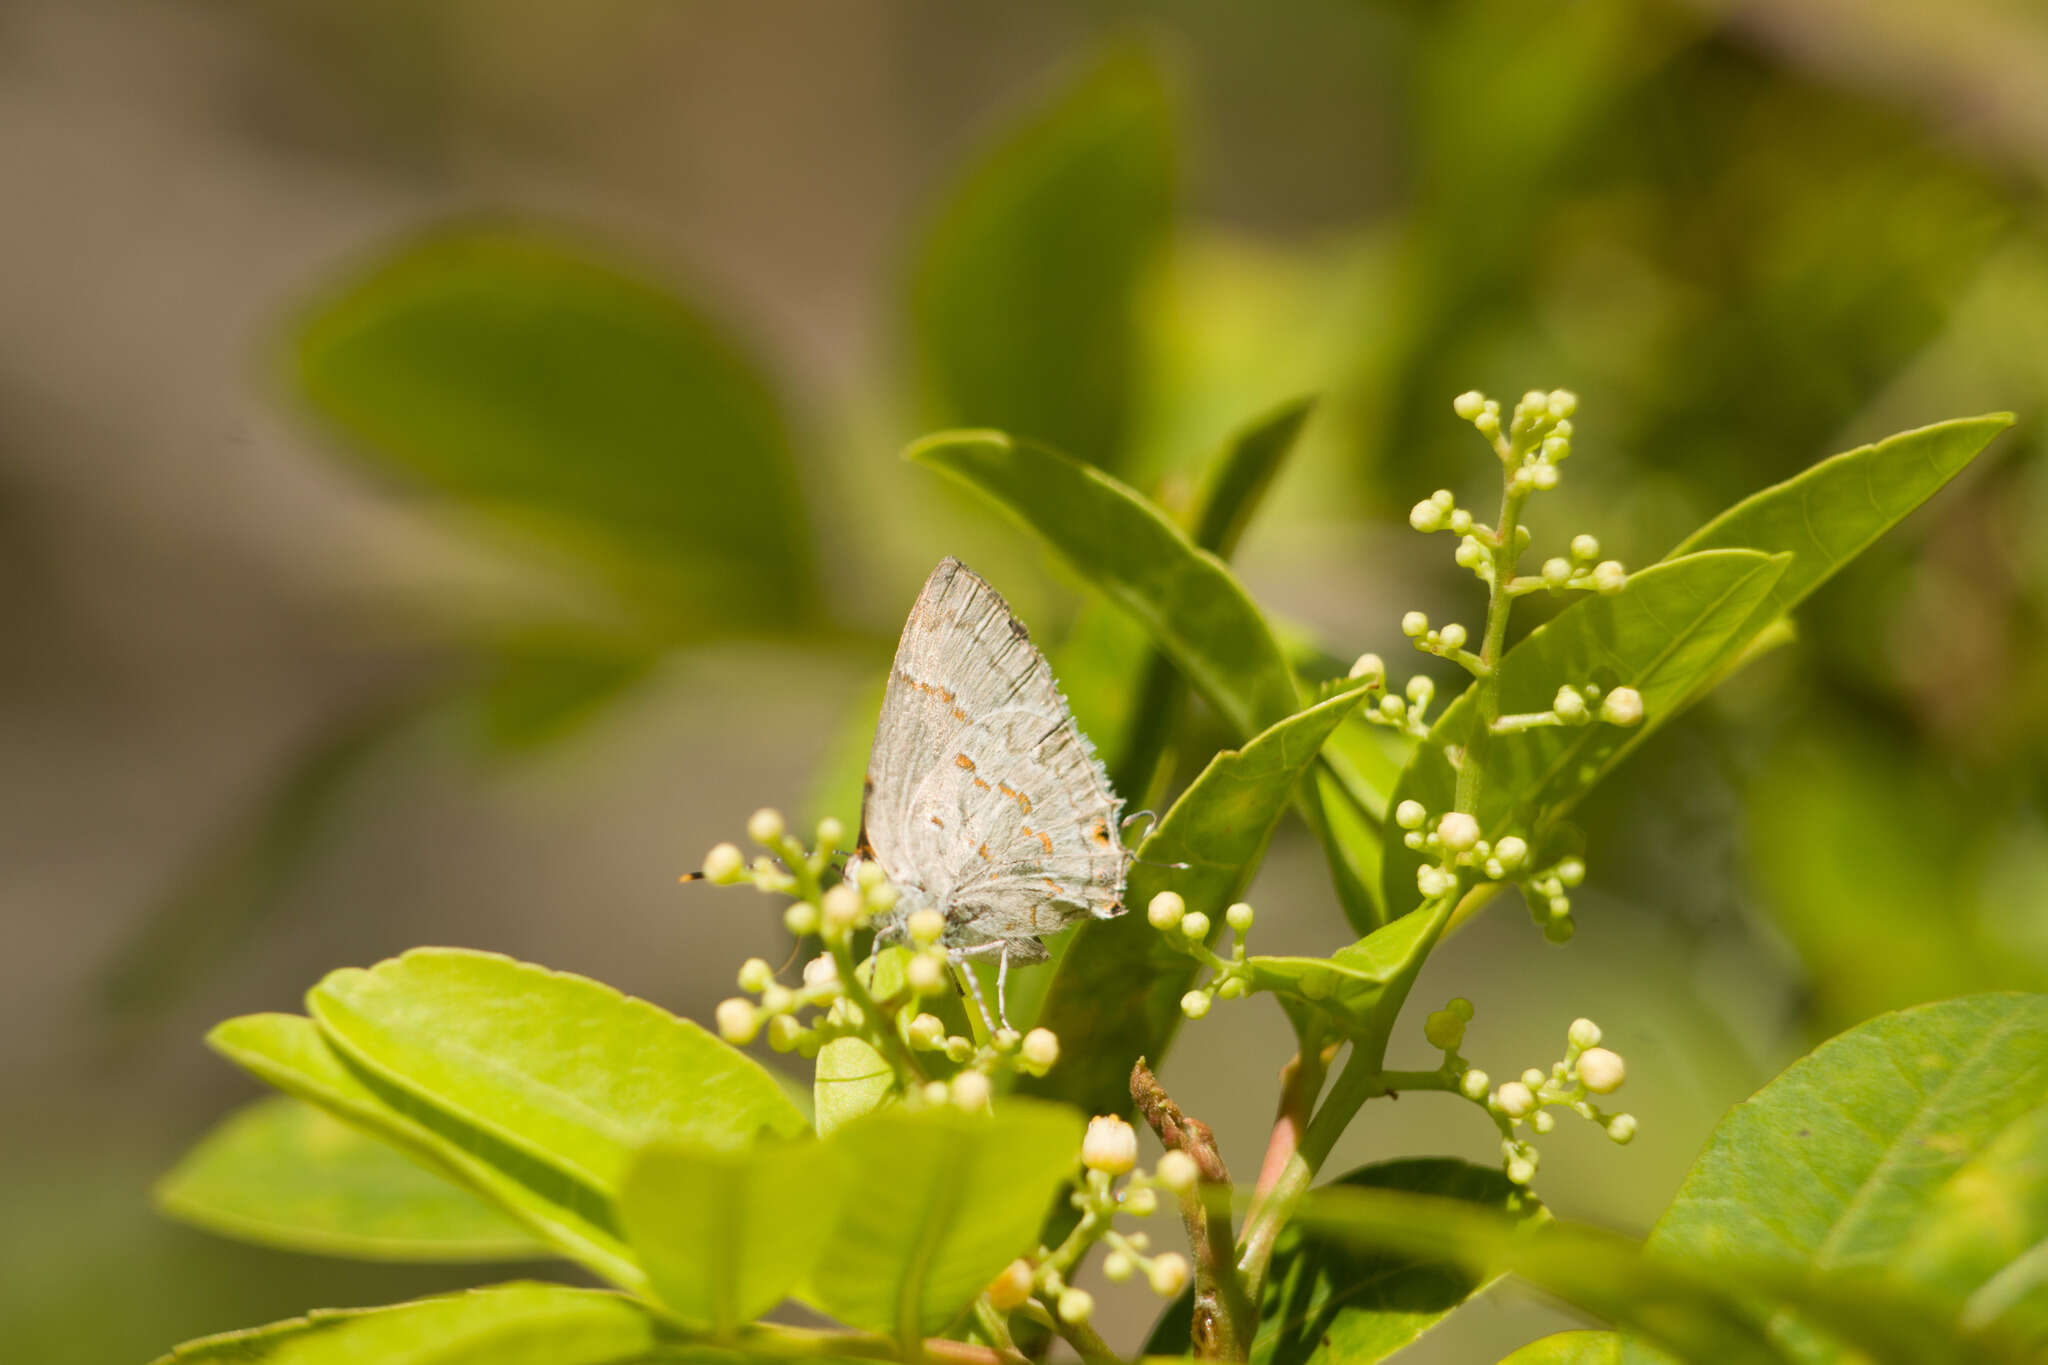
[{"xmin": 6, "ymin": 0, "xmax": 2047, "ymax": 1359}]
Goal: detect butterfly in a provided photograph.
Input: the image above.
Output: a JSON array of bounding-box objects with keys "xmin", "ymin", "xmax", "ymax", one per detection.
[{"xmin": 850, "ymin": 557, "xmax": 1130, "ymax": 1028}]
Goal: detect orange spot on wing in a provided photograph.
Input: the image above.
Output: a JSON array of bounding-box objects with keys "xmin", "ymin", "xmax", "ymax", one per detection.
[
  {"xmin": 976, "ymin": 843, "xmax": 991, "ymax": 861},
  {"xmin": 1020, "ymin": 825, "xmax": 1053, "ymax": 856},
  {"xmin": 952, "ymin": 706, "xmax": 970, "ymax": 722},
  {"xmin": 930, "ymin": 815, "xmax": 944, "ymax": 829},
  {"xmin": 1090, "ymin": 819, "xmax": 1111, "ymax": 847},
  {"xmin": 955, "ymin": 753, "xmax": 976, "ymax": 771},
  {"xmin": 972, "ymin": 776, "xmax": 991, "ymax": 790},
  {"xmin": 998, "ymin": 783, "xmax": 1034, "ymax": 814}
]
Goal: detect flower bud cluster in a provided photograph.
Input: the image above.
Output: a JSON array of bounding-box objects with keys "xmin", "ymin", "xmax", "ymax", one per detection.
[
  {"xmin": 1397, "ymin": 610, "xmax": 1484, "ymax": 679},
  {"xmin": 1453, "ymin": 388, "xmax": 1579, "ymax": 492},
  {"xmin": 1346, "ymin": 651, "xmax": 1440, "ymax": 739},
  {"xmin": 1393, "ymin": 804, "xmax": 1594, "ymax": 940},
  {"xmin": 1429, "ymin": 1007, "xmax": 1637, "ymax": 1187},
  {"xmin": 982, "ymin": 1118, "xmax": 1195, "ymax": 1328},
  {"xmin": 1144, "ymin": 891, "xmax": 1259, "ymax": 1021},
  {"xmin": 1512, "ymin": 531, "xmax": 1627, "ymax": 601}
]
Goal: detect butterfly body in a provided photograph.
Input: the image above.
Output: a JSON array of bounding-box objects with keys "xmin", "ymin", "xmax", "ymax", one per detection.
[{"xmin": 855, "ymin": 558, "xmax": 1129, "ymax": 1007}]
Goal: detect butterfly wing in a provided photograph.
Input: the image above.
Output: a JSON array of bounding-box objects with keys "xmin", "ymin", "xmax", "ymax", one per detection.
[{"xmin": 860, "ymin": 559, "xmax": 1127, "ymax": 947}]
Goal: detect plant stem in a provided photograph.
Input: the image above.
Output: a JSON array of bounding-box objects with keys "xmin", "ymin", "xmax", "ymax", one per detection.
[
  {"xmin": 1454, "ymin": 467, "xmax": 1528, "ymax": 816},
  {"xmin": 831, "ymin": 941, "xmax": 926, "ymax": 1088},
  {"xmin": 1041, "ymin": 1306, "xmax": 1120, "ymax": 1365},
  {"xmin": 1131, "ymin": 1058, "xmax": 1252, "ymax": 1360}
]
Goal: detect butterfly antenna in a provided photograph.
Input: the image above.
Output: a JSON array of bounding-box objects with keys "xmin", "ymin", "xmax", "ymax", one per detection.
[
  {"xmin": 1120, "ymin": 809, "xmax": 1160, "ymax": 841},
  {"xmin": 1130, "ymin": 855, "xmax": 1192, "ymax": 871}
]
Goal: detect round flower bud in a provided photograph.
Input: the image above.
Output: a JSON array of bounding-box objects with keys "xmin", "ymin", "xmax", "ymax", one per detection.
[
  {"xmin": 1424, "ymin": 1010, "xmax": 1465, "ymax": 1051},
  {"xmin": 815, "ymin": 816, "xmax": 845, "ymax": 851},
  {"xmin": 855, "ymin": 859, "xmax": 888, "ymax": 890},
  {"xmin": 1592, "ymin": 560, "xmax": 1627, "ymax": 595},
  {"xmin": 1180, "ymin": 911, "xmax": 1211, "ymax": 941},
  {"xmin": 1102, "ymin": 1250, "xmax": 1135, "ymax": 1283},
  {"xmin": 1406, "ymin": 675, "xmax": 1436, "ymax": 708},
  {"xmin": 1431, "ymin": 488, "xmax": 1456, "ymax": 510},
  {"xmin": 1496, "ymin": 1081, "xmax": 1536, "ymax": 1118},
  {"xmin": 1461, "ymin": 1069, "xmax": 1490, "ymax": 1100},
  {"xmin": 1548, "ymin": 390, "xmax": 1578, "ymax": 419},
  {"xmin": 1447, "ymin": 996, "xmax": 1475, "ymax": 1021},
  {"xmin": 783, "ymin": 901, "xmax": 820, "ymax": 937},
  {"xmin": 1401, "ymin": 611, "xmax": 1429, "ymax": 638},
  {"xmin": 1543, "ymin": 914, "xmax": 1576, "ymax": 944},
  {"xmin": 1453, "ymin": 390, "xmax": 1486, "ymax": 420},
  {"xmin": 1437, "ymin": 812, "xmax": 1481, "ymax": 852},
  {"xmin": 1521, "ymin": 389, "xmax": 1549, "ymax": 415},
  {"xmin": 701, "ymin": 842, "xmax": 744, "ymax": 882},
  {"xmin": 1568, "ymin": 1018, "xmax": 1602, "ymax": 1050},
  {"xmin": 1541, "ymin": 557, "xmax": 1571, "ymax": 587},
  {"xmin": 1125, "ymin": 1185, "xmax": 1160, "ymax": 1217},
  {"xmin": 767, "ymin": 1014, "xmax": 804, "ymax": 1052},
  {"xmin": 1553, "ymin": 686, "xmax": 1588, "ymax": 724},
  {"xmin": 944, "ymin": 1036, "xmax": 975, "ymax": 1064},
  {"xmin": 1556, "ymin": 857, "xmax": 1586, "ymax": 888},
  {"xmin": 758, "ymin": 984, "xmax": 795, "ymax": 1015},
  {"xmin": 1417, "ymin": 865, "xmax": 1454, "ymax": 898},
  {"xmin": 1218, "ymin": 974, "xmax": 1249, "ymax": 999},
  {"xmin": 1475, "ymin": 409, "xmax": 1501, "ymax": 439},
  {"xmin": 986, "ymin": 1258, "xmax": 1034, "ymax": 1311},
  {"xmin": 1058, "ymin": 1288, "xmax": 1095, "ymax": 1325},
  {"xmin": 1438, "ymin": 622, "xmax": 1469, "ymax": 651},
  {"xmin": 1449, "ymin": 509, "xmax": 1474, "ymax": 535},
  {"xmin": 715, "ymin": 998, "xmax": 758, "ymax": 1044},
  {"xmin": 1570, "ymin": 534, "xmax": 1599, "ymax": 562},
  {"xmin": 1454, "ymin": 538, "xmax": 1483, "ymax": 569},
  {"xmin": 1181, "ymin": 990, "xmax": 1212, "ymax": 1020},
  {"xmin": 906, "ymin": 952, "xmax": 948, "ymax": 994},
  {"xmin": 1577, "ymin": 1047, "xmax": 1626, "ymax": 1094},
  {"xmin": 1225, "ymin": 902, "xmax": 1255, "ymax": 933},
  {"xmin": 1395, "ymin": 800, "xmax": 1427, "ymax": 830},
  {"xmin": 1506, "ymin": 1155, "xmax": 1537, "ymax": 1186},
  {"xmin": 1020, "ymin": 1027, "xmax": 1060, "ymax": 1070},
  {"xmin": 1598, "ymin": 686, "xmax": 1644, "ymax": 727},
  {"xmin": 1541, "ymin": 435, "xmax": 1569, "ymax": 461},
  {"xmin": 1155, "ymin": 1149, "xmax": 1199, "ymax": 1194},
  {"xmin": 1530, "ymin": 463, "xmax": 1560, "ymax": 491},
  {"xmin": 1492, "ymin": 836, "xmax": 1529, "ymax": 872},
  {"xmin": 1378, "ymin": 694, "xmax": 1405, "ymax": 720},
  {"xmin": 908, "ymin": 1013, "xmax": 946, "ymax": 1049},
  {"xmin": 1148, "ymin": 1253, "xmax": 1191, "ymax": 1298},
  {"xmin": 747, "ymin": 807, "xmax": 785, "ymax": 845},
  {"xmin": 821, "ymin": 884, "xmax": 863, "ymax": 931},
  {"xmin": 907, "ymin": 907, "xmax": 946, "ymax": 945},
  {"xmin": 951, "ymin": 1070, "xmax": 992, "ymax": 1110},
  {"xmin": 1147, "ymin": 890, "xmax": 1186, "ymax": 930},
  {"xmin": 1082, "ymin": 1116, "xmax": 1140, "ymax": 1176},
  {"xmin": 1532, "ymin": 1110, "xmax": 1556, "ymax": 1134},
  {"xmin": 1410, "ymin": 500, "xmax": 1447, "ymax": 533},
  {"xmin": 737, "ymin": 958, "xmax": 775, "ymax": 993},
  {"xmin": 1606, "ymin": 1113, "xmax": 1638, "ymax": 1144},
  {"xmin": 1522, "ymin": 1068, "xmax": 1547, "ymax": 1089},
  {"xmin": 802, "ymin": 953, "xmax": 838, "ymax": 989},
  {"xmin": 1348, "ymin": 652, "xmax": 1385, "ymax": 684}
]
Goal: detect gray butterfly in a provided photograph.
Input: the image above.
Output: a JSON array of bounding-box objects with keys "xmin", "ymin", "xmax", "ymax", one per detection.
[{"xmin": 852, "ymin": 557, "xmax": 1130, "ymax": 1027}]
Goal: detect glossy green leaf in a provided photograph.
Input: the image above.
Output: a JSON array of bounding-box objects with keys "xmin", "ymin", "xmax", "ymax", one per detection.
[
  {"xmin": 906, "ymin": 429, "xmax": 1299, "ymax": 740},
  {"xmin": 1648, "ymin": 993, "xmax": 2048, "ymax": 1356},
  {"xmin": 206, "ymin": 1012, "xmax": 636, "ymax": 1286},
  {"xmin": 1240, "ymin": 905, "xmax": 1442, "ymax": 1038},
  {"xmin": 1499, "ymin": 1334, "xmax": 1624, "ymax": 1365},
  {"xmin": 810, "ymin": 1101, "xmax": 1082, "ymax": 1342},
  {"xmin": 290, "ymin": 226, "xmax": 814, "ymax": 623},
  {"xmin": 907, "ymin": 46, "xmax": 1173, "ymax": 471},
  {"xmin": 1147, "ymin": 1160, "xmax": 1539, "ymax": 1364},
  {"xmin": 1382, "ymin": 550, "xmax": 1787, "ymax": 914},
  {"xmin": 619, "ymin": 1138, "xmax": 835, "ymax": 1332},
  {"xmin": 150, "ymin": 1283, "xmax": 681, "ymax": 1365},
  {"xmin": 813, "ymin": 1037, "xmax": 894, "ymax": 1138},
  {"xmin": 156, "ymin": 1096, "xmax": 544, "ymax": 1263},
  {"xmin": 1016, "ymin": 687, "xmax": 1369, "ymax": 1117},
  {"xmin": 307, "ymin": 950, "xmax": 807, "ymax": 1199},
  {"xmin": 1666, "ymin": 414, "xmax": 2013, "ymax": 621}
]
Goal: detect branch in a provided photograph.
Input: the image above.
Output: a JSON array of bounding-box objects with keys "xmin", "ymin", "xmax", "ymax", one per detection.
[{"xmin": 1131, "ymin": 1058, "xmax": 1253, "ymax": 1361}]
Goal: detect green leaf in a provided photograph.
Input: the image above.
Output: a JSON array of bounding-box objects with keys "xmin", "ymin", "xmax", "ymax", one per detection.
[
  {"xmin": 289, "ymin": 225, "xmax": 814, "ymax": 624},
  {"xmin": 1498, "ymin": 1334, "xmax": 1625, "ymax": 1365},
  {"xmin": 150, "ymin": 1283, "xmax": 681, "ymax": 1365},
  {"xmin": 809, "ymin": 1101, "xmax": 1083, "ymax": 1342},
  {"xmin": 1240, "ymin": 905, "xmax": 1442, "ymax": 1038},
  {"xmin": 156, "ymin": 1096, "xmax": 544, "ymax": 1263},
  {"xmin": 307, "ymin": 950, "xmax": 806, "ymax": 1186},
  {"xmin": 1147, "ymin": 1160, "xmax": 1540, "ymax": 1364},
  {"xmin": 814, "ymin": 1037, "xmax": 895, "ymax": 1138},
  {"xmin": 206, "ymin": 1012, "xmax": 636, "ymax": 1286},
  {"xmin": 907, "ymin": 429, "xmax": 1299, "ymax": 741},
  {"xmin": 618, "ymin": 1138, "xmax": 836, "ymax": 1332},
  {"xmin": 1381, "ymin": 550, "xmax": 1788, "ymax": 915},
  {"xmin": 907, "ymin": 46, "xmax": 1173, "ymax": 471},
  {"xmin": 1666, "ymin": 414, "xmax": 2013, "ymax": 622},
  {"xmin": 1016, "ymin": 687, "xmax": 1369, "ymax": 1117},
  {"xmin": 1647, "ymin": 993, "xmax": 2048, "ymax": 1356}
]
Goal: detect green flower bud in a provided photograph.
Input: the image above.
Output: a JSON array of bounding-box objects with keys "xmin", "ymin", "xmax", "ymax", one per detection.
[
  {"xmin": 1448, "ymin": 996, "xmax": 1475, "ymax": 1021},
  {"xmin": 907, "ymin": 907, "xmax": 945, "ymax": 945},
  {"xmin": 737, "ymin": 958, "xmax": 775, "ymax": 993},
  {"xmin": 1530, "ymin": 463, "xmax": 1560, "ymax": 491},
  {"xmin": 1506, "ymin": 1154, "xmax": 1537, "ymax": 1185},
  {"xmin": 1102, "ymin": 1250, "xmax": 1135, "ymax": 1283},
  {"xmin": 767, "ymin": 1014, "xmax": 804, "ymax": 1052},
  {"xmin": 1181, "ymin": 990, "xmax": 1212, "ymax": 1020},
  {"xmin": 1592, "ymin": 560, "xmax": 1627, "ymax": 595},
  {"xmin": 1401, "ymin": 611, "xmax": 1429, "ymax": 638},
  {"xmin": 701, "ymin": 842, "xmax": 744, "ymax": 882},
  {"xmin": 802, "ymin": 954, "xmax": 837, "ymax": 989},
  {"xmin": 747, "ymin": 808, "xmax": 785, "ymax": 845},
  {"xmin": 856, "ymin": 859, "xmax": 888, "ymax": 890},
  {"xmin": 1378, "ymin": 694, "xmax": 1406, "ymax": 720},
  {"xmin": 1147, "ymin": 890, "xmax": 1186, "ymax": 930},
  {"xmin": 1058, "ymin": 1288, "xmax": 1095, "ymax": 1325},
  {"xmin": 1423, "ymin": 1010, "xmax": 1465, "ymax": 1050},
  {"xmin": 815, "ymin": 816, "xmax": 845, "ymax": 851},
  {"xmin": 1548, "ymin": 390, "xmax": 1578, "ymax": 419},
  {"xmin": 759, "ymin": 984, "xmax": 795, "ymax": 1015},
  {"xmin": 1541, "ymin": 435, "xmax": 1569, "ymax": 461},
  {"xmin": 1542, "ymin": 557, "xmax": 1571, "ymax": 586},
  {"xmin": 1406, "ymin": 675, "xmax": 1436, "ymax": 707},
  {"xmin": 1417, "ymin": 865, "xmax": 1454, "ymax": 898},
  {"xmin": 821, "ymin": 884, "xmax": 863, "ymax": 932},
  {"xmin": 1348, "ymin": 652, "xmax": 1386, "ymax": 684},
  {"xmin": 1543, "ymin": 914, "xmax": 1576, "ymax": 944},
  {"xmin": 1180, "ymin": 911, "xmax": 1211, "ymax": 941},
  {"xmin": 1216, "ymin": 976, "xmax": 1247, "ymax": 1000},
  {"xmin": 906, "ymin": 952, "xmax": 947, "ymax": 994},
  {"xmin": 1438, "ymin": 622, "xmax": 1468, "ymax": 651},
  {"xmin": 1454, "ymin": 538, "xmax": 1484, "ymax": 569},
  {"xmin": 908, "ymin": 1013, "xmax": 946, "ymax": 1049},
  {"xmin": 1124, "ymin": 1185, "xmax": 1159, "ymax": 1217},
  {"xmin": 1449, "ymin": 509, "xmax": 1474, "ymax": 535},
  {"xmin": 1568, "ymin": 1018, "xmax": 1602, "ymax": 1050},
  {"xmin": 1606, "ymin": 1114, "xmax": 1638, "ymax": 1144},
  {"xmin": 1461, "ymin": 1069, "xmax": 1490, "ymax": 1100},
  {"xmin": 1521, "ymin": 1067, "xmax": 1546, "ymax": 1089},
  {"xmin": 1553, "ymin": 686, "xmax": 1589, "ymax": 724},
  {"xmin": 1556, "ymin": 857, "xmax": 1586, "ymax": 887},
  {"xmin": 1395, "ymin": 800, "xmax": 1428, "ymax": 830},
  {"xmin": 1225, "ymin": 901, "xmax": 1255, "ymax": 933},
  {"xmin": 1410, "ymin": 500, "xmax": 1447, "ymax": 533},
  {"xmin": 1493, "ymin": 836, "xmax": 1528, "ymax": 871},
  {"xmin": 944, "ymin": 1036, "xmax": 975, "ymax": 1064},
  {"xmin": 1532, "ymin": 1110, "xmax": 1556, "ymax": 1134},
  {"xmin": 1475, "ymin": 409, "xmax": 1501, "ymax": 439},
  {"xmin": 1453, "ymin": 390, "xmax": 1487, "ymax": 420},
  {"xmin": 1570, "ymin": 534, "xmax": 1600, "ymax": 563}
]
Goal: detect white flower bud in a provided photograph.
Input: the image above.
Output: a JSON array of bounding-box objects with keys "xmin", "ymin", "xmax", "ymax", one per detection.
[
  {"xmin": 1578, "ymin": 1047, "xmax": 1626, "ymax": 1094},
  {"xmin": 1021, "ymin": 1027, "xmax": 1060, "ymax": 1070},
  {"xmin": 1461, "ymin": 1069, "xmax": 1489, "ymax": 1100},
  {"xmin": 1147, "ymin": 890, "xmax": 1186, "ymax": 930},
  {"xmin": 1522, "ymin": 1068, "xmax": 1547, "ymax": 1089},
  {"xmin": 1102, "ymin": 1250, "xmax": 1135, "ymax": 1283},
  {"xmin": 1492, "ymin": 836, "xmax": 1528, "ymax": 871},
  {"xmin": 1506, "ymin": 1155, "xmax": 1537, "ymax": 1185},
  {"xmin": 1437, "ymin": 812, "xmax": 1480, "ymax": 852},
  {"xmin": 1570, "ymin": 534, "xmax": 1599, "ymax": 562},
  {"xmin": 1348, "ymin": 652, "xmax": 1385, "ymax": 683},
  {"xmin": 1533, "ymin": 1109, "xmax": 1557, "ymax": 1134},
  {"xmin": 783, "ymin": 901, "xmax": 820, "ymax": 937},
  {"xmin": 1149, "ymin": 1253, "xmax": 1191, "ymax": 1298},
  {"xmin": 1225, "ymin": 902, "xmax": 1255, "ymax": 933},
  {"xmin": 1530, "ymin": 463, "xmax": 1560, "ymax": 491},
  {"xmin": 802, "ymin": 954, "xmax": 838, "ymax": 989},
  {"xmin": 1496, "ymin": 1082, "xmax": 1536, "ymax": 1118},
  {"xmin": 1431, "ymin": 488, "xmax": 1456, "ymax": 510},
  {"xmin": 1542, "ymin": 558, "xmax": 1571, "ymax": 587},
  {"xmin": 815, "ymin": 816, "xmax": 845, "ymax": 851},
  {"xmin": 747, "ymin": 808, "xmax": 785, "ymax": 845},
  {"xmin": 1378, "ymin": 694, "xmax": 1405, "ymax": 720},
  {"xmin": 944, "ymin": 1036, "xmax": 975, "ymax": 1064},
  {"xmin": 1606, "ymin": 1113, "xmax": 1638, "ymax": 1144},
  {"xmin": 714, "ymin": 998, "xmax": 758, "ymax": 1044},
  {"xmin": 1568, "ymin": 1018, "xmax": 1602, "ymax": 1050},
  {"xmin": 1592, "ymin": 560, "xmax": 1627, "ymax": 595},
  {"xmin": 1417, "ymin": 865, "xmax": 1454, "ymax": 898},
  {"xmin": 856, "ymin": 859, "xmax": 888, "ymax": 890},
  {"xmin": 701, "ymin": 842, "xmax": 744, "ymax": 882},
  {"xmin": 1553, "ymin": 686, "xmax": 1588, "ymax": 724},
  {"xmin": 1410, "ymin": 500, "xmax": 1447, "ymax": 533},
  {"xmin": 1406, "ymin": 674, "xmax": 1436, "ymax": 707},
  {"xmin": 1438, "ymin": 622, "xmax": 1468, "ymax": 651},
  {"xmin": 906, "ymin": 952, "xmax": 947, "ymax": 994},
  {"xmin": 1521, "ymin": 390, "xmax": 1549, "ymax": 416},
  {"xmin": 1082, "ymin": 1116, "xmax": 1139, "ymax": 1175},
  {"xmin": 1058, "ymin": 1288, "xmax": 1095, "ymax": 1324},
  {"xmin": 1123, "ymin": 1185, "xmax": 1158, "ymax": 1217},
  {"xmin": 1453, "ymin": 390, "xmax": 1487, "ymax": 421},
  {"xmin": 986, "ymin": 1258, "xmax": 1034, "ymax": 1311},
  {"xmin": 920, "ymin": 1080, "xmax": 949, "ymax": 1106},
  {"xmin": 907, "ymin": 907, "xmax": 946, "ymax": 945},
  {"xmin": 756, "ymin": 984, "xmax": 793, "ymax": 1015},
  {"xmin": 1155, "ymin": 1149, "xmax": 1199, "ymax": 1193},
  {"xmin": 1181, "ymin": 990, "xmax": 1211, "ymax": 1020},
  {"xmin": 951, "ymin": 1070, "xmax": 992, "ymax": 1110},
  {"xmin": 1180, "ymin": 911, "xmax": 1211, "ymax": 941},
  {"xmin": 1395, "ymin": 800, "xmax": 1427, "ymax": 830},
  {"xmin": 737, "ymin": 958, "xmax": 774, "ymax": 993},
  {"xmin": 1401, "ymin": 611, "xmax": 1429, "ymax": 638},
  {"xmin": 1598, "ymin": 686, "xmax": 1644, "ymax": 727},
  {"xmin": 821, "ymin": 884, "xmax": 863, "ymax": 931},
  {"xmin": 908, "ymin": 1013, "xmax": 946, "ymax": 1049}
]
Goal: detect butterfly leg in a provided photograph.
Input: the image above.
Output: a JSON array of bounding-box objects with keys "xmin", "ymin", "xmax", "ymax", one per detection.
[
  {"xmin": 996, "ymin": 944, "xmax": 1013, "ymax": 1034},
  {"xmin": 951, "ymin": 946, "xmax": 1001, "ymax": 1037}
]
